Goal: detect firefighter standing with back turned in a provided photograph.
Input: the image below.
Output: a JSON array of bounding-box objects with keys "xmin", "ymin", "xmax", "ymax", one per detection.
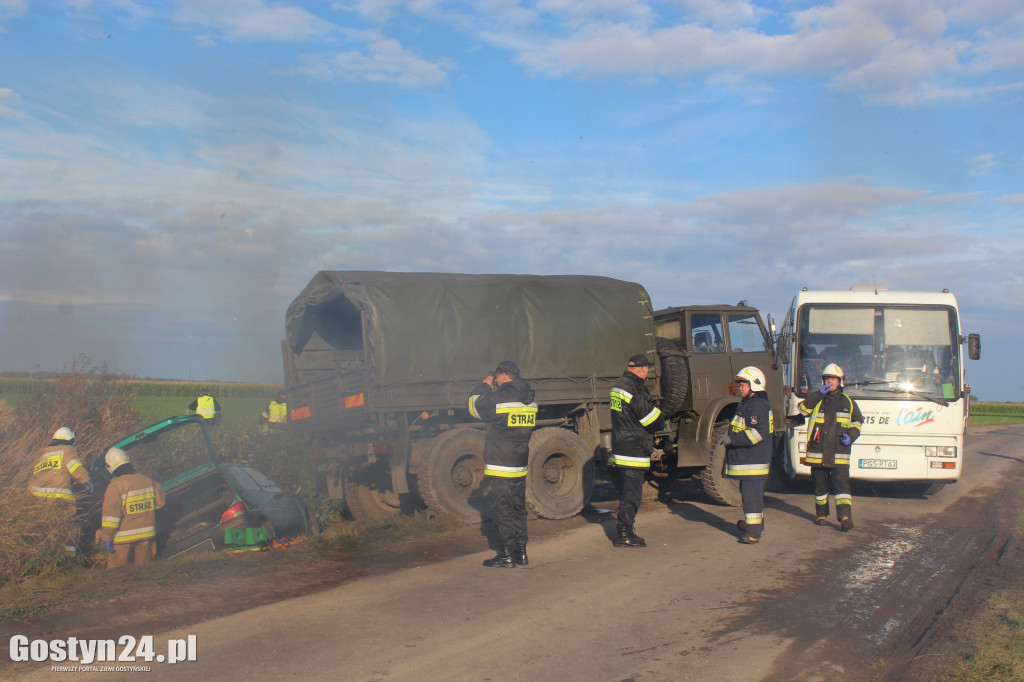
[
  {"xmin": 609, "ymin": 353, "xmax": 664, "ymax": 548},
  {"xmin": 100, "ymin": 447, "xmax": 166, "ymax": 568},
  {"xmin": 28, "ymin": 426, "xmax": 94, "ymax": 555},
  {"xmin": 798, "ymin": 363, "xmax": 864, "ymax": 531},
  {"xmin": 469, "ymin": 361, "xmax": 538, "ymax": 568},
  {"xmin": 726, "ymin": 367, "xmax": 774, "ymax": 545}
]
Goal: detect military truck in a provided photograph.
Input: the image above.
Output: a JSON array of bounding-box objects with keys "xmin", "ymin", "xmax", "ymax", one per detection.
[{"xmin": 282, "ymin": 271, "xmax": 785, "ymax": 521}]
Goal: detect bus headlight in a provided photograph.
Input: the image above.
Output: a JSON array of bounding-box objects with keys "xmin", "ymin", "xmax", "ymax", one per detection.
[{"xmin": 925, "ymin": 446, "xmax": 957, "ymax": 458}]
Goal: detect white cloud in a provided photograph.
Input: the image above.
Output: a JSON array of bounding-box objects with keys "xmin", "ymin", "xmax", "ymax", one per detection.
[
  {"xmin": 291, "ymin": 35, "xmax": 451, "ymax": 85},
  {"xmin": 175, "ymin": 0, "xmax": 335, "ymax": 42}
]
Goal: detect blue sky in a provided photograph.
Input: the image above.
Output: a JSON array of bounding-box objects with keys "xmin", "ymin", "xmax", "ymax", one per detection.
[{"xmin": 0, "ymin": 0, "xmax": 1021, "ymax": 400}]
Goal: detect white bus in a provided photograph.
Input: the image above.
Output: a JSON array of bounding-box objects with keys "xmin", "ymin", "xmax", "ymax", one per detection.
[{"xmin": 778, "ymin": 287, "xmax": 981, "ymax": 493}]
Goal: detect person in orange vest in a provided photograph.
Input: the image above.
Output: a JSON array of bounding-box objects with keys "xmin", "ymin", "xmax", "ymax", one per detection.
[
  {"xmin": 28, "ymin": 426, "xmax": 95, "ymax": 555},
  {"xmin": 100, "ymin": 448, "xmax": 166, "ymax": 569},
  {"xmin": 188, "ymin": 387, "xmax": 222, "ymax": 424}
]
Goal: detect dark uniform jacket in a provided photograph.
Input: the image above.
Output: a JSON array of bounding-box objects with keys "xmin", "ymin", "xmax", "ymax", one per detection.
[
  {"xmin": 725, "ymin": 391, "xmax": 773, "ymax": 479},
  {"xmin": 798, "ymin": 390, "xmax": 864, "ymax": 467},
  {"xmin": 469, "ymin": 377, "xmax": 538, "ymax": 477},
  {"xmin": 610, "ymin": 370, "xmax": 664, "ymax": 468}
]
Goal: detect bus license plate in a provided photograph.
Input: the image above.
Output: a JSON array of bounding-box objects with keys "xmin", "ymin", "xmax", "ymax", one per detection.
[{"xmin": 859, "ymin": 459, "xmax": 897, "ymax": 469}]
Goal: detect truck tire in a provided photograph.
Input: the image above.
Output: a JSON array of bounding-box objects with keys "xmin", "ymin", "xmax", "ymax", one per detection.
[
  {"xmin": 697, "ymin": 423, "xmax": 742, "ymax": 506},
  {"xmin": 525, "ymin": 428, "xmax": 594, "ymax": 519},
  {"xmin": 657, "ymin": 341, "xmax": 690, "ymax": 416},
  {"xmin": 417, "ymin": 429, "xmax": 488, "ymax": 523},
  {"xmin": 343, "ymin": 478, "xmax": 403, "ymax": 521}
]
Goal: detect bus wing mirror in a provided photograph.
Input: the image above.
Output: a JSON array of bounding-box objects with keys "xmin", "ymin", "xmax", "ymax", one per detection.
[{"xmin": 967, "ymin": 333, "xmax": 981, "ymax": 360}]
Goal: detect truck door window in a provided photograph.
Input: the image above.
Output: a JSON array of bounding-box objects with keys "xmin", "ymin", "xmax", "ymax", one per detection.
[
  {"xmin": 727, "ymin": 313, "xmax": 767, "ymax": 353},
  {"xmin": 690, "ymin": 314, "xmax": 724, "ymax": 353}
]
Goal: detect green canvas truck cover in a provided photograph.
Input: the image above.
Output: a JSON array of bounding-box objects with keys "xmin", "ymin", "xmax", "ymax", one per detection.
[{"xmin": 285, "ymin": 271, "xmax": 655, "ymax": 387}]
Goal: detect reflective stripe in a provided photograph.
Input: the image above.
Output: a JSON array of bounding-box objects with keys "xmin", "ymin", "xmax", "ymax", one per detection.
[
  {"xmin": 609, "ymin": 387, "xmax": 631, "ymax": 412},
  {"xmin": 805, "ymin": 455, "xmax": 822, "ymax": 464},
  {"xmin": 835, "ymin": 494, "xmax": 853, "ymax": 505},
  {"xmin": 30, "ymin": 486, "xmax": 75, "ymax": 501},
  {"xmin": 66, "ymin": 459, "xmax": 85, "ymax": 474},
  {"xmin": 484, "ymin": 464, "xmax": 528, "ymax": 478},
  {"xmin": 806, "ymin": 395, "xmax": 856, "ymax": 442},
  {"xmin": 639, "ymin": 406, "xmax": 661, "ymax": 427},
  {"xmin": 113, "ymin": 526, "xmax": 156, "ymax": 543},
  {"xmin": 611, "ymin": 454, "xmax": 651, "ymax": 468},
  {"xmin": 495, "ymin": 402, "xmax": 538, "ymax": 428},
  {"xmin": 468, "ymin": 394, "xmax": 481, "ymax": 420},
  {"xmin": 815, "ymin": 494, "xmax": 829, "ymax": 503},
  {"xmin": 102, "ymin": 516, "xmax": 121, "ymax": 529},
  {"xmin": 725, "ymin": 463, "xmax": 770, "ymax": 476},
  {"xmin": 744, "ymin": 512, "xmax": 764, "ymax": 525}
]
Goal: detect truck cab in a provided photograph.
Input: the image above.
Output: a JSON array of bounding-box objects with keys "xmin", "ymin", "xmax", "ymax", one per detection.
[{"xmin": 652, "ymin": 303, "xmax": 785, "ymax": 504}]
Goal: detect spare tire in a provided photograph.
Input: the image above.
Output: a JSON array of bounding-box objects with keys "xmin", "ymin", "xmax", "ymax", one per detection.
[{"xmin": 657, "ymin": 338, "xmax": 690, "ymax": 416}]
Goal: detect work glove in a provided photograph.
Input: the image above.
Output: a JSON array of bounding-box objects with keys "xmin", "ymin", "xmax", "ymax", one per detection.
[
  {"xmin": 104, "ymin": 541, "xmax": 115, "ymax": 554},
  {"xmin": 840, "ymin": 433, "xmax": 852, "ymax": 446},
  {"xmin": 819, "ymin": 385, "xmax": 830, "ymax": 394},
  {"xmin": 84, "ymin": 481, "xmax": 95, "ymax": 494}
]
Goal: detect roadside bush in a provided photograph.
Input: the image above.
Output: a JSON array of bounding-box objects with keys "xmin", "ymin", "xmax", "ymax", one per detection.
[
  {"xmin": 209, "ymin": 424, "xmax": 343, "ymax": 529},
  {"xmin": 0, "ymin": 363, "xmax": 143, "ymax": 586}
]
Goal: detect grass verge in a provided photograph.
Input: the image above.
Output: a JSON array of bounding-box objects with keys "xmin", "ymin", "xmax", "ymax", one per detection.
[
  {"xmin": 0, "ymin": 511, "xmax": 466, "ymax": 624},
  {"xmin": 940, "ymin": 508, "xmax": 1024, "ymax": 681}
]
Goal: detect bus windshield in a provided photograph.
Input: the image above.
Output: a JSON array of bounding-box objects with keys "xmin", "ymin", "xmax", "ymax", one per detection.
[{"xmin": 794, "ymin": 304, "xmax": 961, "ymax": 401}]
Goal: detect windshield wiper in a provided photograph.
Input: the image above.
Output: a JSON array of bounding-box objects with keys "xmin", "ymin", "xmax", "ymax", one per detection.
[{"xmin": 855, "ymin": 384, "xmax": 950, "ymax": 407}]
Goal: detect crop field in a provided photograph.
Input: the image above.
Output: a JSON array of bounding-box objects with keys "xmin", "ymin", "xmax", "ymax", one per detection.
[
  {"xmin": 969, "ymin": 402, "xmax": 1024, "ymax": 425},
  {"xmin": 0, "ymin": 378, "xmax": 281, "ymax": 428}
]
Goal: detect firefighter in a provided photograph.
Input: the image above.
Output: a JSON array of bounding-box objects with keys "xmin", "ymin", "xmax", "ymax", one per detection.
[
  {"xmin": 469, "ymin": 361, "xmax": 537, "ymax": 568},
  {"xmin": 100, "ymin": 447, "xmax": 166, "ymax": 569},
  {"xmin": 726, "ymin": 367, "xmax": 774, "ymax": 545},
  {"xmin": 188, "ymin": 387, "xmax": 222, "ymax": 424},
  {"xmin": 609, "ymin": 354, "xmax": 664, "ymax": 548},
  {"xmin": 28, "ymin": 426, "xmax": 94, "ymax": 554},
  {"xmin": 261, "ymin": 391, "xmax": 288, "ymax": 432},
  {"xmin": 797, "ymin": 363, "xmax": 864, "ymax": 531}
]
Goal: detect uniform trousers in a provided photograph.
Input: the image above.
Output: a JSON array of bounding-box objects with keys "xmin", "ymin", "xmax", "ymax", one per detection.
[
  {"xmin": 488, "ymin": 477, "xmax": 527, "ymax": 549},
  {"xmin": 612, "ymin": 467, "xmax": 645, "ymax": 530},
  {"xmin": 811, "ymin": 466, "xmax": 852, "ymax": 518},
  {"xmin": 107, "ymin": 539, "xmax": 157, "ymax": 569}
]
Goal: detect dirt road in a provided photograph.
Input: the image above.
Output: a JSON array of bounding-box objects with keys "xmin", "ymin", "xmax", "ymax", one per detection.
[{"xmin": 6, "ymin": 424, "xmax": 1024, "ymax": 681}]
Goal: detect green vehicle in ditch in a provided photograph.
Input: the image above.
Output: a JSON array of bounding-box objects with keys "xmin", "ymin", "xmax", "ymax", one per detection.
[{"xmin": 282, "ymin": 271, "xmax": 785, "ymax": 521}]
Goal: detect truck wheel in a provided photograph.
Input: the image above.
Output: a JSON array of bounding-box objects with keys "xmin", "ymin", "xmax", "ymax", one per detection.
[
  {"xmin": 343, "ymin": 478, "xmax": 403, "ymax": 521},
  {"xmin": 659, "ymin": 354, "xmax": 690, "ymax": 416},
  {"xmin": 697, "ymin": 423, "xmax": 742, "ymax": 506},
  {"xmin": 417, "ymin": 429, "xmax": 488, "ymax": 523},
  {"xmin": 525, "ymin": 428, "xmax": 594, "ymax": 519}
]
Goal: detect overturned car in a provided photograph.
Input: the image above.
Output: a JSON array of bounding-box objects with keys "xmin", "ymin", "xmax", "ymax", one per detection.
[{"xmin": 88, "ymin": 414, "xmax": 316, "ymax": 558}]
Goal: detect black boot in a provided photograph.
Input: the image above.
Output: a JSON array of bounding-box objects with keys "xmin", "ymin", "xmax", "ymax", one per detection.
[
  {"xmin": 513, "ymin": 544, "xmax": 528, "ymax": 566},
  {"xmin": 482, "ymin": 547, "xmax": 515, "ymax": 568},
  {"xmin": 613, "ymin": 526, "xmax": 646, "ymax": 548}
]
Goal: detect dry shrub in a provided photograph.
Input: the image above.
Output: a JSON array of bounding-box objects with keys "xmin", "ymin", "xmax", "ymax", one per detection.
[{"xmin": 0, "ymin": 362, "xmax": 144, "ymax": 585}]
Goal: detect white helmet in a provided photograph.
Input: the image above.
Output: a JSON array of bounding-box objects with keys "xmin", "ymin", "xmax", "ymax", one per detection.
[
  {"xmin": 821, "ymin": 363, "xmax": 845, "ymax": 384},
  {"xmin": 735, "ymin": 366, "xmax": 767, "ymax": 391},
  {"xmin": 104, "ymin": 447, "xmax": 131, "ymax": 473},
  {"xmin": 53, "ymin": 426, "xmax": 75, "ymax": 442}
]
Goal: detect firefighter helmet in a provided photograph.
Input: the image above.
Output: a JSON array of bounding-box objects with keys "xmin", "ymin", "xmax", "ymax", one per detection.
[
  {"xmin": 53, "ymin": 426, "xmax": 75, "ymax": 442},
  {"xmin": 735, "ymin": 366, "xmax": 767, "ymax": 391},
  {"xmin": 104, "ymin": 447, "xmax": 131, "ymax": 473},
  {"xmin": 821, "ymin": 363, "xmax": 845, "ymax": 383}
]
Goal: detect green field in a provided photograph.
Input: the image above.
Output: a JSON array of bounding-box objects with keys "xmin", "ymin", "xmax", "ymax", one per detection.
[
  {"xmin": 969, "ymin": 402, "xmax": 1024, "ymax": 426},
  {"xmin": 0, "ymin": 377, "xmax": 282, "ymax": 431}
]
